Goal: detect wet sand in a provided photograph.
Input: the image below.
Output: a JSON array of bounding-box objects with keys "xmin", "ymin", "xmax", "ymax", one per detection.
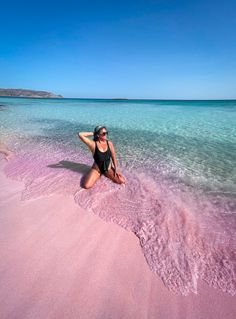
[{"xmin": 0, "ymin": 159, "xmax": 235, "ymax": 319}]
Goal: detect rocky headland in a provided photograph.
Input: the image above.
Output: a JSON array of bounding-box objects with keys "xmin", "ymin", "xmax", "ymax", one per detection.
[{"xmin": 0, "ymin": 88, "xmax": 63, "ymax": 98}]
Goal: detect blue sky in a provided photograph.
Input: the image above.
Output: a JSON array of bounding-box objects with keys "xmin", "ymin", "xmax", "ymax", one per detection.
[{"xmin": 0, "ymin": 0, "xmax": 236, "ymax": 99}]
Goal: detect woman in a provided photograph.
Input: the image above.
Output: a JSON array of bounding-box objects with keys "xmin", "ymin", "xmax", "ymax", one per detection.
[{"xmin": 77, "ymin": 125, "xmax": 125, "ymax": 189}]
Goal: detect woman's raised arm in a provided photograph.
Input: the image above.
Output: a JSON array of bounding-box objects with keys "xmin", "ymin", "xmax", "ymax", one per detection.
[{"xmin": 77, "ymin": 132, "xmax": 95, "ymax": 151}]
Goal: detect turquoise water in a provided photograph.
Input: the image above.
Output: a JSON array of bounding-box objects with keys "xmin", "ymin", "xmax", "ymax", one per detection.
[
  {"xmin": 1, "ymin": 98, "xmax": 236, "ymax": 194},
  {"xmin": 1, "ymin": 97, "xmax": 236, "ymax": 295}
]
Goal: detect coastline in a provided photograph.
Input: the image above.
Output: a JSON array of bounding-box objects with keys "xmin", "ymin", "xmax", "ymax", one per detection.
[{"xmin": 0, "ymin": 159, "xmax": 235, "ymax": 319}]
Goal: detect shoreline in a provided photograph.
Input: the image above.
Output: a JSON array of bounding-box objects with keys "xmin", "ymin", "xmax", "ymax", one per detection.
[{"xmin": 0, "ymin": 159, "xmax": 235, "ymax": 319}]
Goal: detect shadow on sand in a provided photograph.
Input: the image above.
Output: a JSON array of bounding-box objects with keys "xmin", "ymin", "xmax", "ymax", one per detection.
[{"xmin": 48, "ymin": 160, "xmax": 91, "ymax": 187}]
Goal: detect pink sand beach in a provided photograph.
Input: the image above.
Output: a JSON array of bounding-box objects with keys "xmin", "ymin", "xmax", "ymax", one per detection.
[{"xmin": 0, "ymin": 159, "xmax": 235, "ymax": 319}]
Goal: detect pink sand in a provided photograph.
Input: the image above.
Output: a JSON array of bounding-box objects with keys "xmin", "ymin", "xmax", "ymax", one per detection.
[{"xmin": 0, "ymin": 160, "xmax": 235, "ymax": 319}]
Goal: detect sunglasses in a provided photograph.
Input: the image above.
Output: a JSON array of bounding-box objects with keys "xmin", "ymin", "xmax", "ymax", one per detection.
[{"xmin": 99, "ymin": 131, "xmax": 108, "ymax": 136}]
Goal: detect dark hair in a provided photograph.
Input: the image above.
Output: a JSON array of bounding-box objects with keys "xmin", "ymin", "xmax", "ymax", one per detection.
[{"xmin": 93, "ymin": 125, "xmax": 107, "ymax": 141}]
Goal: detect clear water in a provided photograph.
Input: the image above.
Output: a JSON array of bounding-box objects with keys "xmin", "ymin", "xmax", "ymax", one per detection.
[{"xmin": 1, "ymin": 97, "xmax": 236, "ymax": 295}]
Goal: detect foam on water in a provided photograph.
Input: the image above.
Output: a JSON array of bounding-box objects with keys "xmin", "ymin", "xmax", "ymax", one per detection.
[{"xmin": 1, "ymin": 97, "xmax": 236, "ymax": 295}]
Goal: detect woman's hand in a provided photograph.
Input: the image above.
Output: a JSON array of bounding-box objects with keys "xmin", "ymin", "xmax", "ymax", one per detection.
[
  {"xmin": 113, "ymin": 167, "xmax": 121, "ymax": 177},
  {"xmin": 113, "ymin": 167, "xmax": 126, "ymax": 184}
]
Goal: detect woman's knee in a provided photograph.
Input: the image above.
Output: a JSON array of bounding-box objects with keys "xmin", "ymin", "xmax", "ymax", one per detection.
[
  {"xmin": 82, "ymin": 169, "xmax": 100, "ymax": 189},
  {"xmin": 108, "ymin": 174, "xmax": 125, "ymax": 184},
  {"xmin": 83, "ymin": 178, "xmax": 96, "ymax": 189},
  {"xmin": 114, "ymin": 178, "xmax": 123, "ymax": 184},
  {"xmin": 117, "ymin": 177, "xmax": 125, "ymax": 184},
  {"xmin": 83, "ymin": 181, "xmax": 93, "ymax": 189}
]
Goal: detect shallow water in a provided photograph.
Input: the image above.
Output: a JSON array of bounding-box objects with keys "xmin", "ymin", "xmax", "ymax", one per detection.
[{"xmin": 1, "ymin": 97, "xmax": 236, "ymax": 295}]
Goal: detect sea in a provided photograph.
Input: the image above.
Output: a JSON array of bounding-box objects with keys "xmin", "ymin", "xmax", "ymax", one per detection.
[{"xmin": 0, "ymin": 97, "xmax": 235, "ymax": 295}]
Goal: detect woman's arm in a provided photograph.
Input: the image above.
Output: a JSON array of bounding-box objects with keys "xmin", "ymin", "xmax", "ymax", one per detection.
[
  {"xmin": 77, "ymin": 132, "xmax": 95, "ymax": 152},
  {"xmin": 108, "ymin": 141, "xmax": 120, "ymax": 173}
]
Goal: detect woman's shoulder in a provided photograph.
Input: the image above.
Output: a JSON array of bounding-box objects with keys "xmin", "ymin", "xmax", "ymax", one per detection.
[{"xmin": 107, "ymin": 140, "xmax": 114, "ymax": 149}]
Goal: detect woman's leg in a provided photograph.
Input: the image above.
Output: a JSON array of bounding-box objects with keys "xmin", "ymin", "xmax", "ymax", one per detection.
[
  {"xmin": 104, "ymin": 167, "xmax": 125, "ymax": 184},
  {"xmin": 83, "ymin": 168, "xmax": 101, "ymax": 189}
]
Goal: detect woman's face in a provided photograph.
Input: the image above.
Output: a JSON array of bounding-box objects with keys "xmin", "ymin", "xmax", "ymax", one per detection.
[{"xmin": 97, "ymin": 127, "xmax": 108, "ymax": 141}]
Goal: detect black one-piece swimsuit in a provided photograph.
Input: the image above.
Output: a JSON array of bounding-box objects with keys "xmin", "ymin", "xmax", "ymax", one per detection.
[{"xmin": 93, "ymin": 140, "xmax": 112, "ymax": 174}]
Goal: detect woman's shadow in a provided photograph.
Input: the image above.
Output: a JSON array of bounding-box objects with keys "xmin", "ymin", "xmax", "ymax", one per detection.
[{"xmin": 47, "ymin": 160, "xmax": 90, "ymax": 187}]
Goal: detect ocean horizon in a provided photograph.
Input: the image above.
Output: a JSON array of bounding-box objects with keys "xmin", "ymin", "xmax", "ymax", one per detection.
[{"xmin": 1, "ymin": 95, "xmax": 236, "ymax": 101}]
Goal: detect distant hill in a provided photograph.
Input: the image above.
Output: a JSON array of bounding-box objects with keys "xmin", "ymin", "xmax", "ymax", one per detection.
[
  {"xmin": 111, "ymin": 98, "xmax": 129, "ymax": 100},
  {"xmin": 0, "ymin": 88, "xmax": 63, "ymax": 98}
]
